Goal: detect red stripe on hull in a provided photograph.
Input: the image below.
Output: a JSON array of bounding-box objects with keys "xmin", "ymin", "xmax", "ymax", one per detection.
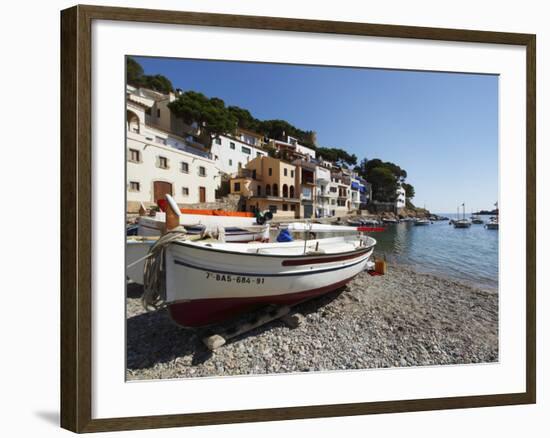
[
  {"xmin": 281, "ymin": 249, "xmax": 369, "ymax": 266},
  {"xmin": 167, "ymin": 275, "xmax": 359, "ymax": 327}
]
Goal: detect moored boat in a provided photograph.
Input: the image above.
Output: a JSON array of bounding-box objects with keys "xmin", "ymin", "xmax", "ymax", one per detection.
[
  {"xmin": 471, "ymin": 215, "xmax": 484, "ymax": 224},
  {"xmin": 414, "ymin": 218, "xmax": 431, "ymax": 226},
  {"xmin": 486, "ymin": 217, "xmax": 499, "ymax": 230},
  {"xmin": 454, "ymin": 203, "xmax": 472, "ymax": 228},
  {"xmin": 453, "ymin": 219, "xmax": 472, "ymax": 228}
]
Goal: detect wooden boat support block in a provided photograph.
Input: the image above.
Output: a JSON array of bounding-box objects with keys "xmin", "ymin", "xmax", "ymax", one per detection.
[
  {"xmin": 281, "ymin": 312, "xmax": 306, "ymax": 329},
  {"xmin": 202, "ymin": 305, "xmax": 292, "ymax": 350},
  {"xmin": 202, "ymin": 334, "xmax": 226, "ymax": 350}
]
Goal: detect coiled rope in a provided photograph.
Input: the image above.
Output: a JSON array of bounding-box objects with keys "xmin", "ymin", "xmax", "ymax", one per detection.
[
  {"xmin": 141, "ymin": 226, "xmax": 188, "ymax": 311},
  {"xmin": 140, "ymin": 225, "xmax": 226, "ymax": 311}
]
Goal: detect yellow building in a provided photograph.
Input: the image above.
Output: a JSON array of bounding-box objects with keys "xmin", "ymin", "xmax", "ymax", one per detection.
[{"xmin": 230, "ymin": 156, "xmax": 300, "ymax": 218}]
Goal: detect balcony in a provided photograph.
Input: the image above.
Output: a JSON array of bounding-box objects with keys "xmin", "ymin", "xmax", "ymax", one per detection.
[{"xmin": 236, "ymin": 168, "xmax": 261, "ymax": 180}]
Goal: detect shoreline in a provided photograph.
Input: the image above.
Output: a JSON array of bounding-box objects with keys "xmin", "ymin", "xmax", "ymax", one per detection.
[{"xmin": 126, "ymin": 263, "xmax": 498, "ymax": 380}]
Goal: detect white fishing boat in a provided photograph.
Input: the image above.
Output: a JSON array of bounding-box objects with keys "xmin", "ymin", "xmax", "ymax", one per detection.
[{"xmin": 139, "ymin": 195, "xmax": 378, "ymax": 327}]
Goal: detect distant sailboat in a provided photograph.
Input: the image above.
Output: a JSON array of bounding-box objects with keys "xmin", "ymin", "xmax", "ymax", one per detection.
[{"xmin": 454, "ymin": 203, "xmax": 472, "ymax": 228}]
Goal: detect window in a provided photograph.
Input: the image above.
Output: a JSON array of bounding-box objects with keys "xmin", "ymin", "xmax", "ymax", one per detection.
[
  {"xmin": 282, "ymin": 184, "xmax": 288, "ymax": 198},
  {"xmin": 230, "ymin": 142, "xmax": 236, "ymax": 150},
  {"xmin": 158, "ymin": 156, "xmax": 168, "ymax": 169},
  {"xmin": 180, "ymin": 161, "xmax": 189, "ymax": 173},
  {"xmin": 266, "ymin": 184, "xmax": 271, "ymax": 196},
  {"xmin": 282, "ymin": 204, "xmax": 288, "ymax": 211},
  {"xmin": 128, "ymin": 148, "xmax": 140, "ymax": 162},
  {"xmin": 291, "ymin": 170, "xmax": 295, "ymax": 178},
  {"xmin": 215, "ymin": 138, "xmax": 222, "ymax": 145},
  {"xmin": 268, "ymin": 205, "xmax": 278, "ymax": 213},
  {"xmin": 242, "ymin": 146, "xmax": 251, "ymax": 155},
  {"xmin": 290, "ymin": 204, "xmax": 296, "ymax": 212},
  {"xmin": 268, "ymin": 168, "xmax": 273, "ymax": 176},
  {"xmin": 233, "ymin": 182, "xmax": 241, "ymax": 192},
  {"xmin": 182, "ymin": 187, "xmax": 189, "ymax": 196},
  {"xmin": 273, "ymin": 183, "xmax": 279, "ymax": 197},
  {"xmin": 256, "ymin": 152, "xmax": 262, "ymax": 158},
  {"xmin": 284, "ymin": 168, "xmax": 288, "ymax": 177},
  {"xmin": 289, "ymin": 186, "xmax": 295, "ymax": 198},
  {"xmin": 229, "ymin": 159, "xmax": 233, "ymax": 166},
  {"xmin": 129, "ymin": 181, "xmax": 140, "ymax": 191},
  {"xmin": 252, "ymin": 170, "xmax": 257, "ymax": 180},
  {"xmin": 156, "ymin": 108, "xmax": 161, "ymax": 118},
  {"xmin": 257, "ymin": 186, "xmax": 261, "ymax": 196},
  {"xmin": 198, "ymin": 166, "xmax": 206, "ymax": 177}
]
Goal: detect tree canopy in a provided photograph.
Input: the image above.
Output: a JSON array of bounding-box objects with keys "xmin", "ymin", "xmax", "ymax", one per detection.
[
  {"xmin": 126, "ymin": 57, "xmax": 174, "ymax": 94},
  {"xmin": 356, "ymin": 158, "xmax": 414, "ymax": 203},
  {"xmin": 168, "ymin": 91, "xmax": 238, "ymax": 146},
  {"xmin": 402, "ymin": 182, "xmax": 415, "ymax": 200}
]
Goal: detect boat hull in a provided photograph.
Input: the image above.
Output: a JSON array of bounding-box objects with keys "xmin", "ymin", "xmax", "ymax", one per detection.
[
  {"xmin": 164, "ymin": 237, "xmax": 374, "ymax": 327},
  {"xmin": 167, "ymin": 275, "xmax": 357, "ymax": 327}
]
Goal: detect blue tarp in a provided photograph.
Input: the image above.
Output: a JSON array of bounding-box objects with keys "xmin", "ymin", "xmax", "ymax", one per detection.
[
  {"xmin": 351, "ymin": 181, "xmax": 360, "ymax": 190},
  {"xmin": 276, "ymin": 229, "xmax": 294, "ymax": 242}
]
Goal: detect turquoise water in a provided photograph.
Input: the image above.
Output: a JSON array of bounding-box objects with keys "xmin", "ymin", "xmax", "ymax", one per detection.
[{"xmin": 373, "ymin": 214, "xmax": 498, "ymax": 290}]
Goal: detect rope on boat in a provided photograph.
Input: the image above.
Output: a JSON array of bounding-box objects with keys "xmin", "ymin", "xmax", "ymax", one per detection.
[{"xmin": 141, "ymin": 226, "xmax": 188, "ymax": 311}]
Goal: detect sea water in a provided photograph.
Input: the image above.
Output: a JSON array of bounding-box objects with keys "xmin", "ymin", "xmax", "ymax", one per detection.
[{"xmin": 372, "ymin": 214, "xmax": 498, "ymax": 290}]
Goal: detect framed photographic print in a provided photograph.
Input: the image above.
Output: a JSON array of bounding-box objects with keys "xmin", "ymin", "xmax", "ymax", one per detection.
[{"xmin": 60, "ymin": 4, "xmax": 536, "ymax": 433}]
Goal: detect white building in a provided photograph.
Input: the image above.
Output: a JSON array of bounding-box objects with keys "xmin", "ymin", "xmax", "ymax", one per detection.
[
  {"xmin": 287, "ymin": 136, "xmax": 316, "ymax": 159},
  {"xmin": 331, "ymin": 171, "xmax": 351, "ymax": 216},
  {"xmin": 396, "ymin": 184, "xmax": 406, "ymax": 209},
  {"xmin": 350, "ymin": 176, "xmax": 361, "ymax": 211},
  {"xmin": 315, "ymin": 165, "xmax": 331, "ymax": 217},
  {"xmin": 126, "ymin": 126, "xmax": 219, "ymax": 212},
  {"xmin": 210, "ymin": 132, "xmax": 268, "ymax": 176}
]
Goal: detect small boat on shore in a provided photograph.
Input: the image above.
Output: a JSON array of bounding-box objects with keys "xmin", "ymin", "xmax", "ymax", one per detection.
[
  {"xmin": 382, "ymin": 217, "xmax": 399, "ymax": 224},
  {"xmin": 136, "ymin": 201, "xmax": 270, "ymax": 242},
  {"xmin": 347, "ymin": 217, "xmax": 380, "ymax": 227},
  {"xmin": 139, "ymin": 195, "xmax": 378, "ymax": 327}
]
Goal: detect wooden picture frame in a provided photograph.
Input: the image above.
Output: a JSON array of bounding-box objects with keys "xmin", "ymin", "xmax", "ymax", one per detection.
[{"xmin": 60, "ymin": 4, "xmax": 536, "ymax": 433}]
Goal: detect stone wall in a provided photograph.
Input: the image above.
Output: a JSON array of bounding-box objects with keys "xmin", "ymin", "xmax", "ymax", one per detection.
[{"xmin": 127, "ymin": 194, "xmax": 244, "ymax": 214}]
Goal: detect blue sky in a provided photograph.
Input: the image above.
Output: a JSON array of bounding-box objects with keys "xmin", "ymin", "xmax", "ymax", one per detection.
[{"xmin": 134, "ymin": 56, "xmax": 498, "ymax": 213}]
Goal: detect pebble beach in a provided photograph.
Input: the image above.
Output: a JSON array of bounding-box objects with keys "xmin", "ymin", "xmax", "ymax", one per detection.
[{"xmin": 126, "ymin": 263, "xmax": 498, "ymax": 380}]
